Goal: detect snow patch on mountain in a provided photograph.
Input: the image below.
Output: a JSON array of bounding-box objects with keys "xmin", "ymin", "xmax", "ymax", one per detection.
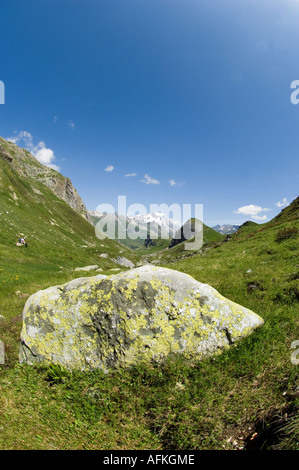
[{"xmin": 212, "ymin": 224, "xmax": 239, "ymax": 235}]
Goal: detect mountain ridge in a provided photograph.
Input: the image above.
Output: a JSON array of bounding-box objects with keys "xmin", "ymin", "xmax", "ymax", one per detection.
[
  {"xmin": 212, "ymin": 224, "xmax": 239, "ymax": 235},
  {"xmin": 0, "ymin": 136, "xmax": 92, "ymax": 224},
  {"xmin": 88, "ymin": 210, "xmax": 179, "ymax": 251},
  {"xmin": 0, "ymin": 136, "xmax": 138, "ymax": 276}
]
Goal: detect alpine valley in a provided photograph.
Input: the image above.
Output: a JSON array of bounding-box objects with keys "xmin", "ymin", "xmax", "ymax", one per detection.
[{"xmin": 0, "ymin": 135, "xmax": 298, "ymax": 451}]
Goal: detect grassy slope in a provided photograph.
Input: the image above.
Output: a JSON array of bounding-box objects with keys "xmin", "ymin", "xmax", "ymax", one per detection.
[
  {"xmin": 90, "ymin": 214, "xmax": 151, "ymax": 251},
  {"xmin": 169, "ymin": 221, "xmax": 224, "ymax": 252},
  {"xmin": 0, "ymin": 143, "xmax": 298, "ymax": 450},
  {"xmin": 141, "ymin": 222, "xmax": 224, "ymax": 265},
  {"xmin": 0, "ymin": 146, "xmax": 139, "ymax": 364},
  {"xmin": 153, "ymin": 204, "xmax": 299, "ymax": 449}
]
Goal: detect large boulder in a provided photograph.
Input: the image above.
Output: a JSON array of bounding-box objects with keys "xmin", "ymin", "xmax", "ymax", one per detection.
[
  {"xmin": 19, "ymin": 266, "xmax": 264, "ymax": 371},
  {"xmin": 112, "ymin": 256, "xmax": 135, "ymax": 268}
]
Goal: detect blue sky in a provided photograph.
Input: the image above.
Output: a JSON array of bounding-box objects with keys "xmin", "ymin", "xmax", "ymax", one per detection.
[{"xmin": 0, "ymin": 0, "xmax": 298, "ymax": 226}]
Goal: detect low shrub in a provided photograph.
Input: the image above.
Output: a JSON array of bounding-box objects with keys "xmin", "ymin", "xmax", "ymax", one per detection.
[{"xmin": 276, "ymin": 226, "xmax": 298, "ymax": 241}]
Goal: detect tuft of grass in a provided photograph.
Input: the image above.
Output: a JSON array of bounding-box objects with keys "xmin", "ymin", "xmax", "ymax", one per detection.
[{"xmin": 276, "ymin": 226, "xmax": 298, "ymax": 241}]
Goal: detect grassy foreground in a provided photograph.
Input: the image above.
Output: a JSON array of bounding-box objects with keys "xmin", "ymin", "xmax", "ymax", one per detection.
[{"xmin": 0, "ymin": 209, "xmax": 298, "ymax": 450}]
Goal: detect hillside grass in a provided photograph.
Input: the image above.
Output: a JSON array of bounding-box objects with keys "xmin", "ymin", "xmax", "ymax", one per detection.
[
  {"xmin": 1, "ymin": 205, "xmax": 298, "ymax": 449},
  {"xmin": 0, "ymin": 151, "xmax": 139, "ymax": 367},
  {"xmin": 140, "ymin": 223, "xmax": 224, "ymax": 265},
  {"xmin": 154, "ymin": 217, "xmax": 299, "ymax": 449},
  {"xmin": 1, "ymin": 141, "xmax": 298, "ymax": 450}
]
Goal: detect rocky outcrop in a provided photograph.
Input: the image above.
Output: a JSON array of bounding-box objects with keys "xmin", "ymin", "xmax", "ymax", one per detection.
[
  {"xmin": 74, "ymin": 265, "xmax": 99, "ymax": 272},
  {"xmin": 0, "ymin": 136, "xmax": 92, "ymax": 224},
  {"xmin": 0, "ymin": 144, "xmax": 13, "ymax": 162},
  {"xmin": 111, "ymin": 256, "xmax": 135, "ymax": 268},
  {"xmin": 144, "ymin": 234, "xmax": 156, "ymax": 248},
  {"xmin": 19, "ymin": 265, "xmax": 264, "ymax": 372},
  {"xmin": 42, "ymin": 175, "xmax": 92, "ymax": 223}
]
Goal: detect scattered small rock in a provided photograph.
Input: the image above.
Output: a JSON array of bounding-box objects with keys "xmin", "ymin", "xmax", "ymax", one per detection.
[
  {"xmin": 247, "ymin": 281, "xmax": 263, "ymax": 293},
  {"xmin": 111, "ymin": 256, "xmax": 135, "ymax": 268},
  {"xmin": 18, "ymin": 293, "xmax": 30, "ymax": 299},
  {"xmin": 75, "ymin": 265, "xmax": 99, "ymax": 272}
]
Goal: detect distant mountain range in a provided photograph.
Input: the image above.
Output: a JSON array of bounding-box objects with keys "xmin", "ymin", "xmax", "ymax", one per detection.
[
  {"xmin": 88, "ymin": 210, "xmax": 182, "ymax": 250},
  {"xmin": 128, "ymin": 212, "xmax": 181, "ymax": 237},
  {"xmin": 212, "ymin": 224, "xmax": 240, "ymax": 235},
  {"xmin": 89, "ymin": 210, "xmax": 226, "ymax": 252},
  {"xmin": 89, "ymin": 211, "xmax": 180, "ymax": 237},
  {"xmin": 88, "ymin": 211, "xmax": 240, "ymax": 238}
]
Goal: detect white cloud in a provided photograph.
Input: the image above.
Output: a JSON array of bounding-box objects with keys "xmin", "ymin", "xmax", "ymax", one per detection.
[
  {"xmin": 169, "ymin": 179, "xmax": 184, "ymax": 187},
  {"xmin": 125, "ymin": 172, "xmax": 137, "ymax": 177},
  {"xmin": 67, "ymin": 120, "xmax": 75, "ymax": 129},
  {"xmin": 105, "ymin": 165, "xmax": 114, "ymax": 172},
  {"xmin": 35, "ymin": 147, "xmax": 55, "ymax": 166},
  {"xmin": 141, "ymin": 174, "xmax": 160, "ymax": 185},
  {"xmin": 275, "ymin": 197, "xmax": 289, "ymax": 208},
  {"xmin": 233, "ymin": 204, "xmax": 270, "ymax": 217},
  {"xmin": 7, "ymin": 130, "xmax": 33, "ymax": 147},
  {"xmin": 233, "ymin": 204, "xmax": 270, "ymax": 221},
  {"xmin": 6, "ymin": 130, "xmax": 60, "ymax": 172}
]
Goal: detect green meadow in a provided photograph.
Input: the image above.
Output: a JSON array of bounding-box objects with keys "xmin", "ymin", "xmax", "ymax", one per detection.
[{"xmin": 0, "ymin": 140, "xmax": 298, "ymax": 450}]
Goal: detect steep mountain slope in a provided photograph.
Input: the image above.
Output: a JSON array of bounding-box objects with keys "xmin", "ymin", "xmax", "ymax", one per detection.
[
  {"xmin": 0, "ymin": 137, "xmax": 138, "ymax": 261},
  {"xmin": 268, "ymin": 196, "xmax": 299, "ymax": 225},
  {"xmin": 89, "ymin": 212, "xmax": 145, "ymax": 250},
  {"xmin": 169, "ymin": 218, "xmax": 223, "ymax": 249},
  {"xmin": 0, "ymin": 136, "xmax": 92, "ymax": 223},
  {"xmin": 0, "ymin": 136, "xmax": 139, "ymax": 326}
]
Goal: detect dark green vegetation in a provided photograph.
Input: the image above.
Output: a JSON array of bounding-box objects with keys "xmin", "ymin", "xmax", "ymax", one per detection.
[{"xmin": 0, "ymin": 137, "xmax": 298, "ymax": 450}]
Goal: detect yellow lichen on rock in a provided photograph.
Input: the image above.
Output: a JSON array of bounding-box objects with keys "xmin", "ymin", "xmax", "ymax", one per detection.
[{"xmin": 19, "ymin": 265, "xmax": 264, "ymax": 371}]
